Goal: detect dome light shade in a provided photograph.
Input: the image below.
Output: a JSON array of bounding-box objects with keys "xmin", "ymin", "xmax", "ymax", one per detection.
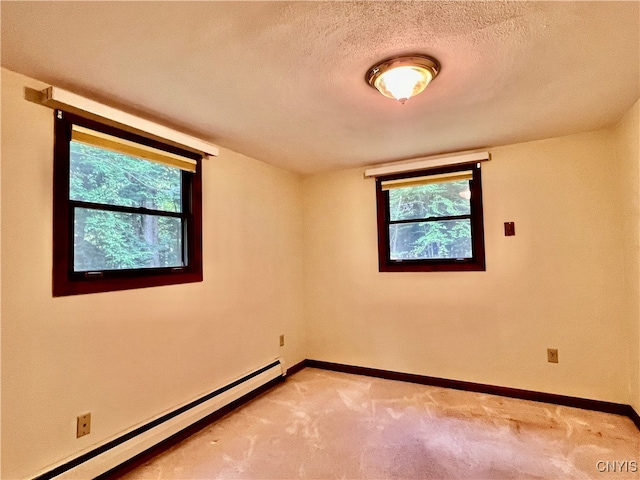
[{"xmin": 366, "ymin": 55, "xmax": 440, "ymax": 104}]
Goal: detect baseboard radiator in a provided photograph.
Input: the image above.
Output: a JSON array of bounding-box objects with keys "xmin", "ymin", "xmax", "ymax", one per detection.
[{"xmin": 34, "ymin": 359, "xmax": 285, "ymax": 480}]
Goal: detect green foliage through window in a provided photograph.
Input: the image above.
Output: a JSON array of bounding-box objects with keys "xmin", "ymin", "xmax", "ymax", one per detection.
[
  {"xmin": 70, "ymin": 142, "xmax": 184, "ymax": 271},
  {"xmin": 73, "ymin": 209, "xmax": 182, "ymax": 271},
  {"xmin": 388, "ymin": 180, "xmax": 472, "ymax": 260},
  {"xmin": 70, "ymin": 142, "xmax": 181, "ymax": 211}
]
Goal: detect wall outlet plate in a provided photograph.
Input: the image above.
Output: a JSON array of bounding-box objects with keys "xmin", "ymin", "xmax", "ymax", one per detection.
[
  {"xmin": 547, "ymin": 348, "xmax": 558, "ymax": 363},
  {"xmin": 77, "ymin": 413, "xmax": 91, "ymax": 438}
]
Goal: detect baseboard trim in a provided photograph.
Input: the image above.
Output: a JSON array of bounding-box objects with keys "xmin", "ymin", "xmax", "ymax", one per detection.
[
  {"xmin": 286, "ymin": 359, "xmax": 308, "ymax": 376},
  {"xmin": 629, "ymin": 405, "xmax": 640, "ymax": 430},
  {"xmin": 33, "ymin": 360, "xmax": 283, "ymax": 480},
  {"xmin": 36, "ymin": 357, "xmax": 639, "ymax": 479},
  {"xmin": 101, "ymin": 360, "xmax": 308, "ymax": 479},
  {"xmin": 306, "ymin": 359, "xmax": 640, "ymax": 430},
  {"xmin": 96, "ymin": 376, "xmax": 283, "ymax": 480}
]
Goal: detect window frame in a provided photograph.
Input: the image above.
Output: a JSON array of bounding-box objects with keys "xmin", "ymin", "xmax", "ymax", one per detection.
[
  {"xmin": 375, "ymin": 163, "xmax": 486, "ymax": 272},
  {"xmin": 53, "ymin": 110, "xmax": 203, "ymax": 296}
]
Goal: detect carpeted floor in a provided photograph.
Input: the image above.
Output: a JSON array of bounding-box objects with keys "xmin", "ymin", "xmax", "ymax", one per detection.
[{"xmin": 117, "ymin": 368, "xmax": 639, "ymax": 479}]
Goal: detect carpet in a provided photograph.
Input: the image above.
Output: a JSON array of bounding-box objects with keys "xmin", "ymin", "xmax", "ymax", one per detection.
[{"xmin": 117, "ymin": 368, "xmax": 639, "ymax": 479}]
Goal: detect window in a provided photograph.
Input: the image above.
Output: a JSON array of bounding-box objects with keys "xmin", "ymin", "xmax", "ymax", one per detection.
[
  {"xmin": 375, "ymin": 163, "xmax": 485, "ymax": 272},
  {"xmin": 53, "ymin": 111, "xmax": 203, "ymax": 296}
]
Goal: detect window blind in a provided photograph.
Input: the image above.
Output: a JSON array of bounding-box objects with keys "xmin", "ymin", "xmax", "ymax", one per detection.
[
  {"xmin": 380, "ymin": 170, "xmax": 472, "ymax": 190},
  {"xmin": 71, "ymin": 125, "xmax": 197, "ymax": 173}
]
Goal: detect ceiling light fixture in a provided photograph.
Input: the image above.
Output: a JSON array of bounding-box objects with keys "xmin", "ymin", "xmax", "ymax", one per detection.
[{"xmin": 366, "ymin": 55, "xmax": 440, "ymax": 104}]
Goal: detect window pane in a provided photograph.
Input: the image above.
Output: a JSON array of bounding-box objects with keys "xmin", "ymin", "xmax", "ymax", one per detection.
[
  {"xmin": 388, "ymin": 180, "xmax": 471, "ymax": 221},
  {"xmin": 70, "ymin": 142, "xmax": 182, "ymax": 213},
  {"xmin": 389, "ymin": 219, "xmax": 472, "ymax": 260},
  {"xmin": 74, "ymin": 208, "xmax": 183, "ymax": 271}
]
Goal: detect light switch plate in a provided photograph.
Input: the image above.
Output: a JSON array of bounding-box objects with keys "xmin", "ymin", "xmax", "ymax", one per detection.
[{"xmin": 504, "ymin": 222, "xmax": 515, "ymax": 236}]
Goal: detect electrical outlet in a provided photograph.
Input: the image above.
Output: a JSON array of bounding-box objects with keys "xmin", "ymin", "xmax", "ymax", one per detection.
[
  {"xmin": 279, "ymin": 334, "xmax": 285, "ymax": 347},
  {"xmin": 547, "ymin": 348, "xmax": 558, "ymax": 363},
  {"xmin": 77, "ymin": 413, "xmax": 91, "ymax": 438}
]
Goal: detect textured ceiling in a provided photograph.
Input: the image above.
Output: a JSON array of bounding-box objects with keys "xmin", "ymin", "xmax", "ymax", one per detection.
[{"xmin": 2, "ymin": 1, "xmax": 639, "ymax": 174}]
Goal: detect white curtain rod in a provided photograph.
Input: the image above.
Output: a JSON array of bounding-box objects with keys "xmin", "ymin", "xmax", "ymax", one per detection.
[
  {"xmin": 39, "ymin": 86, "xmax": 219, "ymax": 159},
  {"xmin": 364, "ymin": 150, "xmax": 490, "ymax": 178}
]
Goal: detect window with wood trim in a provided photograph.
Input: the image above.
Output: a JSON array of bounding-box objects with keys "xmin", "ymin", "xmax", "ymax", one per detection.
[
  {"xmin": 53, "ymin": 111, "xmax": 203, "ymax": 296},
  {"xmin": 375, "ymin": 163, "xmax": 485, "ymax": 272}
]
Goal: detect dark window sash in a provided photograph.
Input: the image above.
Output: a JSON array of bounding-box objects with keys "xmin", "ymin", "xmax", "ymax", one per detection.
[
  {"xmin": 388, "ymin": 213, "xmax": 471, "ymax": 225},
  {"xmin": 70, "ymin": 200, "xmax": 186, "ymax": 218},
  {"xmin": 375, "ymin": 163, "xmax": 486, "ymax": 273},
  {"xmin": 53, "ymin": 110, "xmax": 203, "ymax": 296}
]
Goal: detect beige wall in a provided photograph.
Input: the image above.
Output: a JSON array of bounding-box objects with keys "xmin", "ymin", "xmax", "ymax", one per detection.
[
  {"xmin": 2, "ymin": 66, "xmax": 639, "ymax": 479},
  {"xmin": 303, "ymin": 128, "xmax": 633, "ymax": 405},
  {"xmin": 0, "ymin": 69, "xmax": 305, "ymax": 479},
  {"xmin": 615, "ymin": 99, "xmax": 640, "ymax": 412}
]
